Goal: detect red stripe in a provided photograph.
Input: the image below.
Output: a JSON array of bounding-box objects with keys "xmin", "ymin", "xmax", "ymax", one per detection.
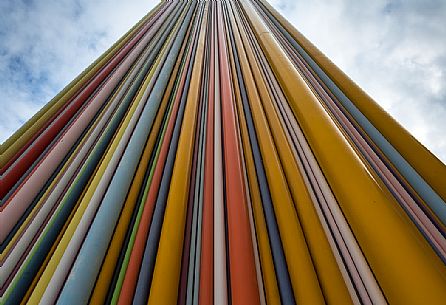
[{"xmin": 216, "ymin": 2, "xmax": 260, "ymax": 305}]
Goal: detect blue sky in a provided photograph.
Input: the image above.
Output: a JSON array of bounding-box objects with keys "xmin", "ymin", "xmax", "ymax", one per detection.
[{"xmin": 1, "ymin": 0, "xmax": 445, "ymax": 162}]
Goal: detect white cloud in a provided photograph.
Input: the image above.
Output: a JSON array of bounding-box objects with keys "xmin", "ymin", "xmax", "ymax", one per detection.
[
  {"xmin": 0, "ymin": 0, "xmax": 157, "ymax": 142},
  {"xmin": 270, "ymin": 0, "xmax": 446, "ymax": 162}
]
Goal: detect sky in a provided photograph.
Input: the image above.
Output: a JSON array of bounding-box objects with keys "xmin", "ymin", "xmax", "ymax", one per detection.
[{"xmin": 0, "ymin": 0, "xmax": 445, "ymax": 163}]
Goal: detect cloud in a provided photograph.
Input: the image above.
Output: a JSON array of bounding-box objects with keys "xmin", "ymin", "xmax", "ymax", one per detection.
[
  {"xmin": 270, "ymin": 0, "xmax": 446, "ymax": 162},
  {"xmin": 1, "ymin": 0, "xmax": 445, "ymax": 164},
  {"xmin": 0, "ymin": 0, "xmax": 157, "ymax": 142}
]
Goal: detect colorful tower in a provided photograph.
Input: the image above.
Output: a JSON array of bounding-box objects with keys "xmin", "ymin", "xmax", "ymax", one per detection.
[{"xmin": 1, "ymin": 1, "xmax": 446, "ymax": 304}]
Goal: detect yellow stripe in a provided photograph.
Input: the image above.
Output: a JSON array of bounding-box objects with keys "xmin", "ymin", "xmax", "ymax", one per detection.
[
  {"xmin": 147, "ymin": 3, "xmax": 207, "ymax": 304},
  {"xmin": 241, "ymin": 1, "xmax": 446, "ymax": 304},
  {"xmin": 228, "ymin": 3, "xmax": 328, "ymax": 303},
  {"xmin": 233, "ymin": 11, "xmax": 352, "ymax": 303}
]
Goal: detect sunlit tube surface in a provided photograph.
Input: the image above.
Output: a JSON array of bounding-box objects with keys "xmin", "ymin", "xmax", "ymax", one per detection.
[{"xmin": 1, "ymin": 1, "xmax": 446, "ymax": 305}]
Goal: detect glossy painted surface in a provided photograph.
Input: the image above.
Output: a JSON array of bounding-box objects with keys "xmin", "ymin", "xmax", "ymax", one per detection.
[{"xmin": 2, "ymin": 1, "xmax": 446, "ymax": 305}]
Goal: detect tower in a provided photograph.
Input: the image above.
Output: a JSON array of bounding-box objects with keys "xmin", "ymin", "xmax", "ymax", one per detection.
[{"xmin": 1, "ymin": 0, "xmax": 446, "ymax": 304}]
